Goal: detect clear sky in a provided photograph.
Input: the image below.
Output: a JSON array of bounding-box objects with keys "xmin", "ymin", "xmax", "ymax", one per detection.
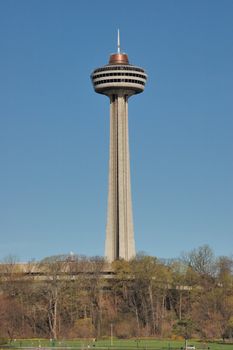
[{"xmin": 0, "ymin": 0, "xmax": 232, "ymax": 262}]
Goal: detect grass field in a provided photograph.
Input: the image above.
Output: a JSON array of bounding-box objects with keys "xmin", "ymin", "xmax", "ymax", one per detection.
[{"xmin": 7, "ymin": 338, "xmax": 233, "ymax": 350}]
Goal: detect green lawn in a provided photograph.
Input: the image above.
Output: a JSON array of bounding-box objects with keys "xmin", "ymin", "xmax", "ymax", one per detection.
[{"xmin": 7, "ymin": 339, "xmax": 233, "ymax": 350}]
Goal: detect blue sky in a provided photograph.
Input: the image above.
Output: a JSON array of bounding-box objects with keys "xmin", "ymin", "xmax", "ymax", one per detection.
[{"xmin": 0, "ymin": 0, "xmax": 232, "ymax": 262}]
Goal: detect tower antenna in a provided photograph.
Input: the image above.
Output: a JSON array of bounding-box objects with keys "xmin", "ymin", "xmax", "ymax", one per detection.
[{"xmin": 117, "ymin": 29, "xmax": 120, "ymax": 53}]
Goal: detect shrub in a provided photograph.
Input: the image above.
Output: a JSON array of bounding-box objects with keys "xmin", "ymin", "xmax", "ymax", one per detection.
[{"xmin": 0, "ymin": 338, "xmax": 8, "ymax": 345}]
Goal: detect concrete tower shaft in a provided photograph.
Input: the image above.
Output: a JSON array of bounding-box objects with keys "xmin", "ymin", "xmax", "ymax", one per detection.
[
  {"xmin": 106, "ymin": 92, "xmax": 135, "ymax": 261},
  {"xmin": 91, "ymin": 40, "xmax": 147, "ymax": 262}
]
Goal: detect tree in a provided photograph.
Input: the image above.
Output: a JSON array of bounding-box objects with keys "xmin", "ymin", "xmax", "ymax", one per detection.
[{"xmin": 182, "ymin": 245, "xmax": 216, "ymax": 277}]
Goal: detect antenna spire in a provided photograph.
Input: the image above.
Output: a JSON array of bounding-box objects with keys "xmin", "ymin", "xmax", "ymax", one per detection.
[{"xmin": 117, "ymin": 29, "xmax": 120, "ymax": 53}]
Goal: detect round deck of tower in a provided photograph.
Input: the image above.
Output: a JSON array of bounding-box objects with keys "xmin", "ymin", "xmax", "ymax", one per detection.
[{"xmin": 91, "ymin": 51, "xmax": 147, "ymax": 96}]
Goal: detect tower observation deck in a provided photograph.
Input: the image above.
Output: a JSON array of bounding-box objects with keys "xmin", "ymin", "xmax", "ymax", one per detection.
[{"xmin": 91, "ymin": 33, "xmax": 147, "ymax": 262}]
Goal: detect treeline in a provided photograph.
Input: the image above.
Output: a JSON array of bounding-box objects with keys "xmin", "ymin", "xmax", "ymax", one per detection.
[{"xmin": 0, "ymin": 245, "xmax": 232, "ymax": 340}]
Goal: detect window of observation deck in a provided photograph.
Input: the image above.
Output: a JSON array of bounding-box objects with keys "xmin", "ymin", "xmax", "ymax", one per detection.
[
  {"xmin": 94, "ymin": 79, "xmax": 145, "ymax": 86},
  {"xmin": 93, "ymin": 66, "xmax": 146, "ymax": 74},
  {"xmin": 93, "ymin": 72, "xmax": 146, "ymax": 79}
]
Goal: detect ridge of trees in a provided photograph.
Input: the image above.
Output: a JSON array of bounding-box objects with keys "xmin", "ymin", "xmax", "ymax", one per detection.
[{"xmin": 0, "ymin": 245, "xmax": 232, "ymax": 340}]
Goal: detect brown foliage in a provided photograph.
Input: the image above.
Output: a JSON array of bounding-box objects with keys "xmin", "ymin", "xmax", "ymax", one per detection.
[{"xmin": 0, "ymin": 249, "xmax": 232, "ymax": 339}]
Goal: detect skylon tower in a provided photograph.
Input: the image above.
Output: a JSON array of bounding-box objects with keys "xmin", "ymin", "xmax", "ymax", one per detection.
[{"xmin": 91, "ymin": 32, "xmax": 147, "ymax": 262}]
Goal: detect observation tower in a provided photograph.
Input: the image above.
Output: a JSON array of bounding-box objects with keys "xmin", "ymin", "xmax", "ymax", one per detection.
[{"xmin": 91, "ymin": 32, "xmax": 147, "ymax": 262}]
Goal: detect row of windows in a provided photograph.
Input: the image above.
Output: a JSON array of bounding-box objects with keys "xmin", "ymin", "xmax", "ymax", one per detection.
[
  {"xmin": 93, "ymin": 72, "xmax": 146, "ymax": 79},
  {"xmin": 93, "ymin": 65, "xmax": 145, "ymax": 73},
  {"xmin": 94, "ymin": 79, "xmax": 145, "ymax": 86}
]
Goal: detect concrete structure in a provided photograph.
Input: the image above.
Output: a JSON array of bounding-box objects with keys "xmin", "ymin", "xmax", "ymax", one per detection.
[{"xmin": 91, "ymin": 32, "xmax": 147, "ymax": 262}]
